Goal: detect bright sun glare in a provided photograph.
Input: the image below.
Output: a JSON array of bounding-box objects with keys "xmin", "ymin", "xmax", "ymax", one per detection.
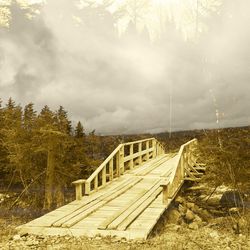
[{"xmin": 0, "ymin": 0, "xmax": 222, "ymax": 40}]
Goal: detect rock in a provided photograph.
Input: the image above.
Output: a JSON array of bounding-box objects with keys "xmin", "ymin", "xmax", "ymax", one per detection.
[
  {"xmin": 186, "ymin": 202, "xmax": 195, "ymax": 210},
  {"xmin": 13, "ymin": 234, "xmax": 21, "ymax": 241},
  {"xmin": 209, "ymin": 231, "xmax": 219, "ymax": 239},
  {"xmin": 196, "ymin": 209, "xmax": 213, "ymax": 221},
  {"xmin": 166, "ymin": 209, "xmax": 181, "ymax": 224},
  {"xmin": 229, "ymin": 207, "xmax": 240, "ymax": 213},
  {"xmin": 185, "ymin": 209, "xmax": 195, "ymax": 222},
  {"xmin": 198, "ymin": 194, "xmax": 207, "ymax": 201},
  {"xmin": 175, "ymin": 196, "xmax": 185, "ymax": 204},
  {"xmin": 238, "ymin": 218, "xmax": 248, "ymax": 234},
  {"xmin": 26, "ymin": 240, "xmax": 35, "ymax": 246},
  {"xmin": 20, "ymin": 232, "xmax": 29, "ymax": 237},
  {"xmin": 186, "ymin": 185, "xmax": 207, "ymax": 191},
  {"xmin": 191, "ymin": 204, "xmax": 200, "ymax": 214},
  {"xmin": 193, "ymin": 215, "xmax": 203, "ymax": 224},
  {"xmin": 210, "ymin": 209, "xmax": 225, "ymax": 216},
  {"xmin": 166, "ymin": 224, "xmax": 181, "ymax": 232},
  {"xmin": 178, "ymin": 204, "xmax": 187, "ymax": 215},
  {"xmin": 220, "ymin": 191, "xmax": 244, "ymax": 208},
  {"xmin": 188, "ymin": 222, "xmax": 199, "ymax": 230},
  {"xmin": 207, "ymin": 195, "xmax": 222, "ymax": 206},
  {"xmin": 172, "ymin": 225, "xmax": 181, "ymax": 232}
]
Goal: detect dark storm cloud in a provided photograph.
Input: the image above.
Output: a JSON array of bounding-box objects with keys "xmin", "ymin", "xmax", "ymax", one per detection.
[{"xmin": 0, "ymin": 0, "xmax": 249, "ymax": 135}]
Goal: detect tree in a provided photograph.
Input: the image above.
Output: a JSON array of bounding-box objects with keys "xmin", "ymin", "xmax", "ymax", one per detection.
[
  {"xmin": 75, "ymin": 121, "xmax": 85, "ymax": 138},
  {"xmin": 56, "ymin": 106, "xmax": 72, "ymax": 135},
  {"xmin": 23, "ymin": 103, "xmax": 37, "ymax": 131},
  {"xmin": 198, "ymin": 127, "xmax": 250, "ymax": 195}
]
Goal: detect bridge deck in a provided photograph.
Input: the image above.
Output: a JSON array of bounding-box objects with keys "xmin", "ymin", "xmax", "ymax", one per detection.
[{"xmin": 17, "ymin": 154, "xmax": 181, "ymax": 240}]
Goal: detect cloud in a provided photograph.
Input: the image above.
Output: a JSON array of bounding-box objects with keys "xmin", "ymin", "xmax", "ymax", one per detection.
[{"xmin": 0, "ymin": 0, "xmax": 249, "ymax": 135}]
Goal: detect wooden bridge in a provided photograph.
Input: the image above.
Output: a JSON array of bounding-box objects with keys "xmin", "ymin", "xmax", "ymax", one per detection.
[{"xmin": 17, "ymin": 138, "xmax": 205, "ymax": 240}]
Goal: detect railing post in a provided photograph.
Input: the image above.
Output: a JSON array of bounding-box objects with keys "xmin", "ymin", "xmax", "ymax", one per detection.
[
  {"xmin": 160, "ymin": 180, "xmax": 169, "ymax": 205},
  {"xmin": 75, "ymin": 184, "xmax": 82, "ymax": 200},
  {"xmin": 138, "ymin": 142, "xmax": 142, "ymax": 165},
  {"xmin": 72, "ymin": 179, "xmax": 86, "ymax": 200},
  {"xmin": 156, "ymin": 141, "xmax": 159, "ymax": 156},
  {"xmin": 152, "ymin": 139, "xmax": 157, "ymax": 158},
  {"xmin": 109, "ymin": 158, "xmax": 113, "ymax": 181},
  {"xmin": 129, "ymin": 144, "xmax": 134, "ymax": 169}
]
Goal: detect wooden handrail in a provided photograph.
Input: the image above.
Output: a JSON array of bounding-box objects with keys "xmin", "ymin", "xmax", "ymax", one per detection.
[
  {"xmin": 72, "ymin": 137, "xmax": 165, "ymax": 199},
  {"xmin": 123, "ymin": 138, "xmax": 155, "ymax": 146},
  {"xmin": 166, "ymin": 138, "xmax": 198, "ymax": 199},
  {"xmin": 87, "ymin": 144, "xmax": 123, "ymax": 183}
]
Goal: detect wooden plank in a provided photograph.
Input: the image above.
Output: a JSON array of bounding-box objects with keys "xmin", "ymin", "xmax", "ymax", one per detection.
[
  {"xmin": 60, "ymin": 177, "xmax": 142, "ymax": 228},
  {"xmin": 132, "ymin": 154, "xmax": 167, "ymax": 173},
  {"xmin": 51, "ymin": 177, "xmax": 138, "ymax": 227},
  {"xmin": 135, "ymin": 155, "xmax": 170, "ymax": 176},
  {"xmin": 117, "ymin": 187, "xmax": 162, "ymax": 231},
  {"xmin": 98, "ymin": 181, "xmax": 159, "ymax": 230},
  {"xmin": 107, "ymin": 180, "xmax": 161, "ymax": 230}
]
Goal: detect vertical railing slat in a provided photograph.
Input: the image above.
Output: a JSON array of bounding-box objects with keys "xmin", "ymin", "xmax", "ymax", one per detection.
[
  {"xmin": 102, "ymin": 166, "xmax": 106, "ymax": 186},
  {"xmin": 120, "ymin": 145, "xmax": 124, "ymax": 174},
  {"xmin": 109, "ymin": 158, "xmax": 113, "ymax": 181},
  {"xmin": 138, "ymin": 142, "xmax": 142, "ymax": 165},
  {"xmin": 94, "ymin": 176, "xmax": 98, "ymax": 191},
  {"xmin": 116, "ymin": 152, "xmax": 120, "ymax": 177},
  {"xmin": 129, "ymin": 144, "xmax": 133, "ymax": 169},
  {"xmin": 146, "ymin": 140, "xmax": 149, "ymax": 160}
]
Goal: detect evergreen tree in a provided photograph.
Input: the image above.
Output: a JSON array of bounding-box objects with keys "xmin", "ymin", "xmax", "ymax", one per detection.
[
  {"xmin": 75, "ymin": 121, "xmax": 85, "ymax": 138},
  {"xmin": 23, "ymin": 103, "xmax": 37, "ymax": 131},
  {"xmin": 56, "ymin": 106, "xmax": 72, "ymax": 135}
]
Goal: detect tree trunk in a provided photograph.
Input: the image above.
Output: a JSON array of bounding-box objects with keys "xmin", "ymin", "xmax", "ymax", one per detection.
[
  {"xmin": 43, "ymin": 147, "xmax": 56, "ymax": 210},
  {"xmin": 55, "ymin": 184, "xmax": 64, "ymax": 207}
]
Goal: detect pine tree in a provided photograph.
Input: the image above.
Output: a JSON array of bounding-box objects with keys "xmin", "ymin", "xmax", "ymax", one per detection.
[
  {"xmin": 75, "ymin": 121, "xmax": 85, "ymax": 138},
  {"xmin": 6, "ymin": 97, "xmax": 15, "ymax": 109},
  {"xmin": 56, "ymin": 106, "xmax": 72, "ymax": 135},
  {"xmin": 1, "ymin": 98, "xmax": 26, "ymax": 188},
  {"xmin": 23, "ymin": 103, "xmax": 37, "ymax": 131}
]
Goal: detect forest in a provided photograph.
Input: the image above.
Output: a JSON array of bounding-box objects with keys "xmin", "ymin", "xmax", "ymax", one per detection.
[{"xmin": 0, "ymin": 97, "xmax": 138, "ymax": 210}]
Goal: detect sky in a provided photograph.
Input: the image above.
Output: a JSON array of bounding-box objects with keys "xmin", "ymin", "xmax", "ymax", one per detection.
[{"xmin": 0, "ymin": 0, "xmax": 249, "ymax": 135}]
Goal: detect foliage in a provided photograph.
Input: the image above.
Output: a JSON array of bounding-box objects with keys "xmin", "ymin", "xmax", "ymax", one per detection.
[
  {"xmin": 198, "ymin": 127, "xmax": 250, "ymax": 193},
  {"xmin": 0, "ymin": 98, "xmax": 119, "ymax": 210},
  {"xmin": 156, "ymin": 126, "xmax": 250, "ymax": 195}
]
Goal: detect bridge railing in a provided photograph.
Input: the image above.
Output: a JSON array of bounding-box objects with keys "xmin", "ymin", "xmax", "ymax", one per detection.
[
  {"xmin": 161, "ymin": 139, "xmax": 198, "ymax": 203},
  {"xmin": 72, "ymin": 138, "xmax": 165, "ymax": 199}
]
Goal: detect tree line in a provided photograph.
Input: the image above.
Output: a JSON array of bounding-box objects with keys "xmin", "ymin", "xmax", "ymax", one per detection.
[{"xmin": 0, "ymin": 98, "xmax": 121, "ymax": 210}]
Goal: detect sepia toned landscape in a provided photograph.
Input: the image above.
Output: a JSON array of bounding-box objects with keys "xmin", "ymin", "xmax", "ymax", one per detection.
[{"xmin": 0, "ymin": 0, "xmax": 249, "ymax": 249}]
